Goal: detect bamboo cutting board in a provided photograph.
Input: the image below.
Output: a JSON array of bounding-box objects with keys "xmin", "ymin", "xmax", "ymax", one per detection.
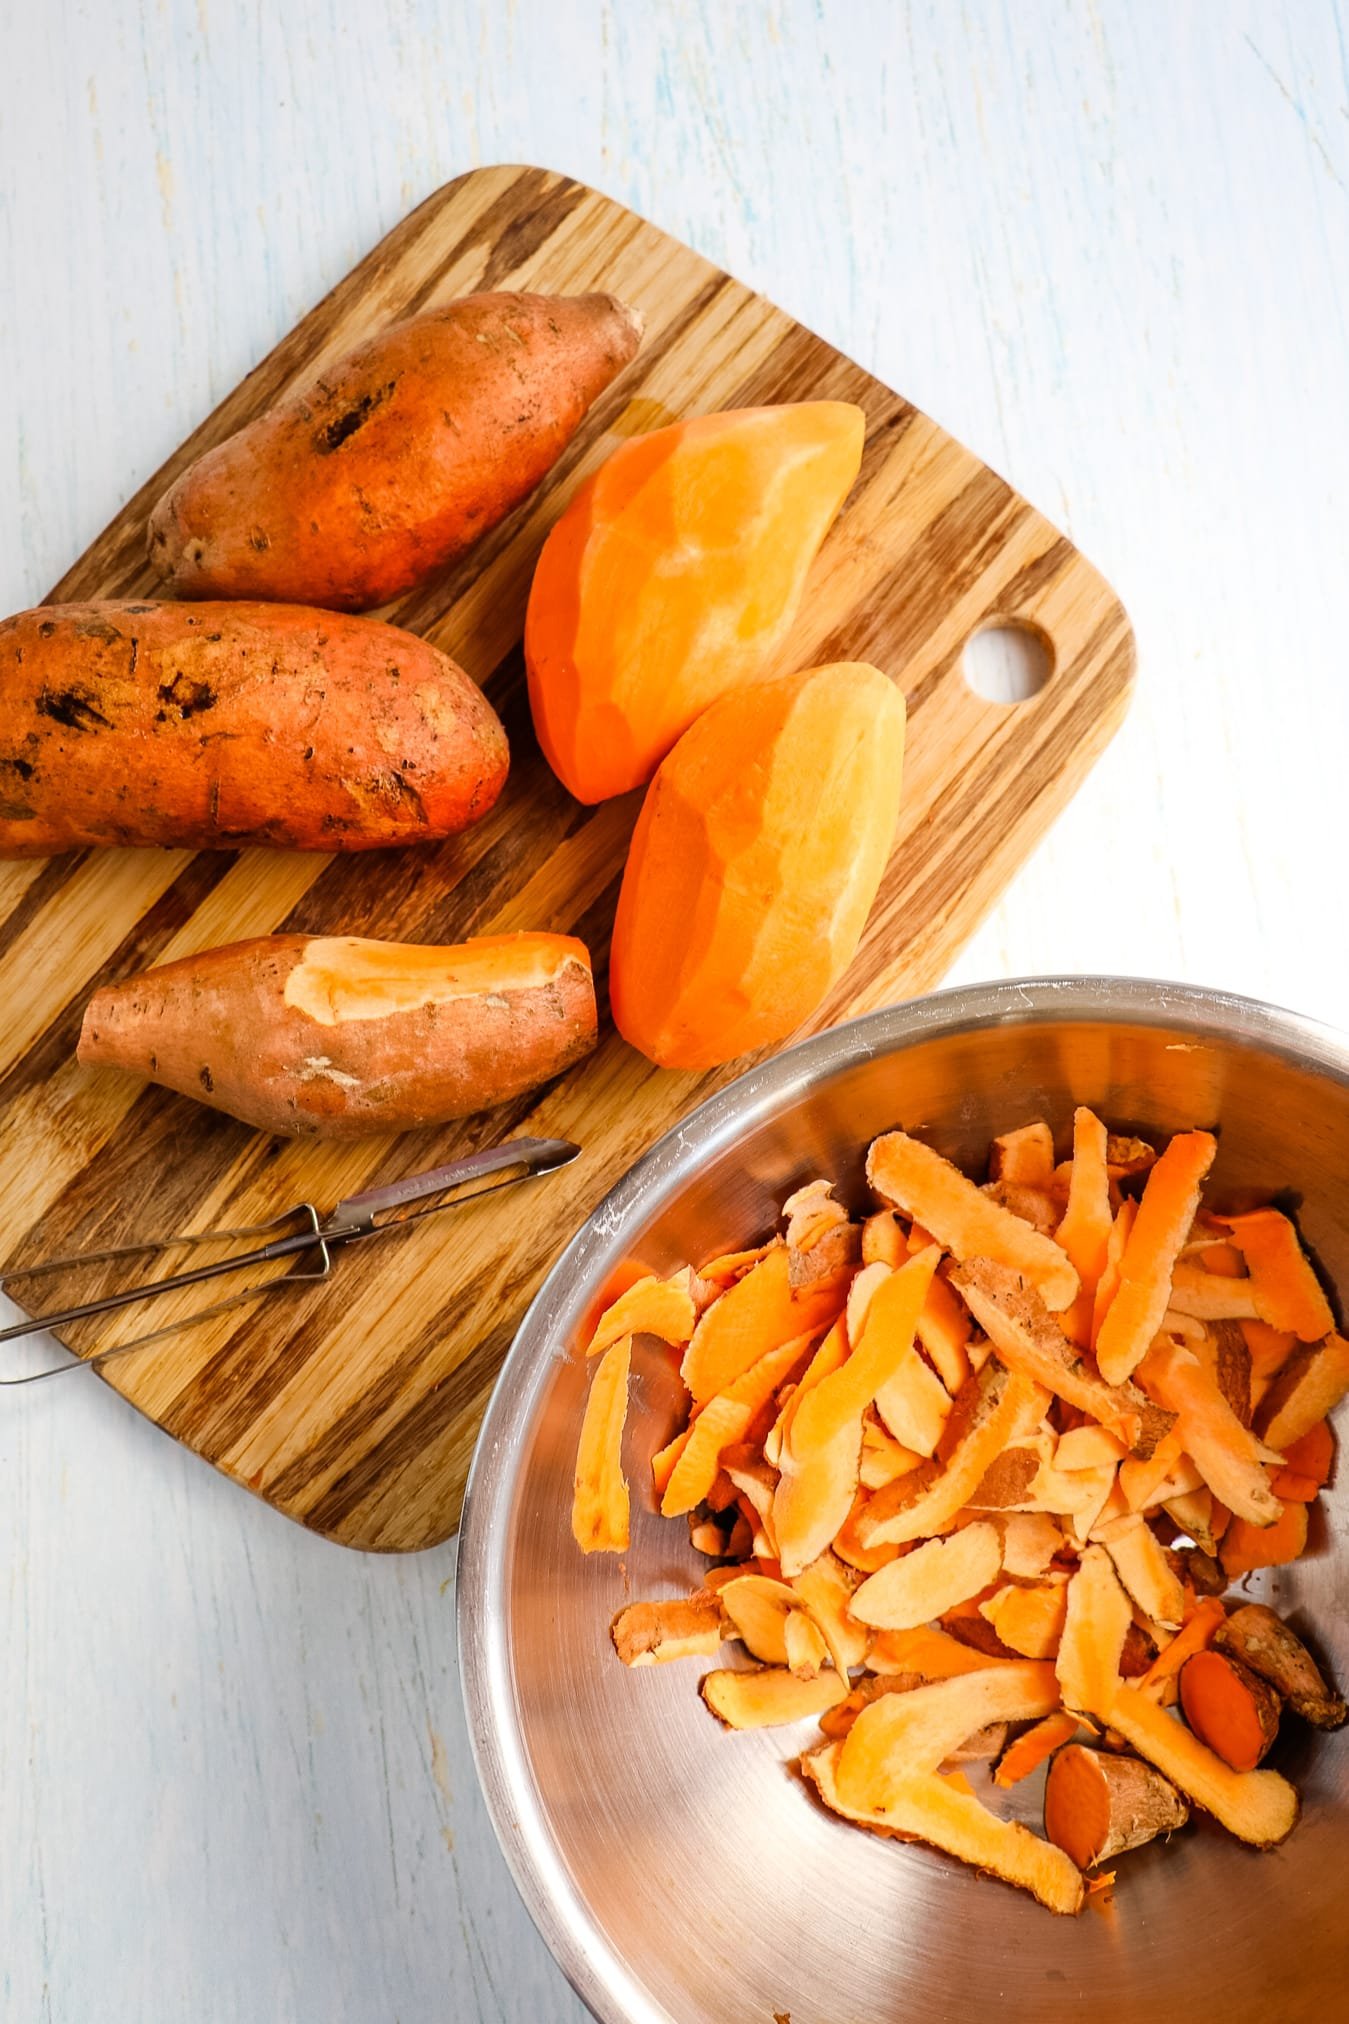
[{"xmin": 0, "ymin": 165, "xmax": 1134, "ymax": 1549}]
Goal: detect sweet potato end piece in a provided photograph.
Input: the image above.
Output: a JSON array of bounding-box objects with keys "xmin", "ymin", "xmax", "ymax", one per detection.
[
  {"xmin": 1179, "ymin": 1649, "xmax": 1281, "ymax": 1771},
  {"xmin": 1044, "ymin": 1744, "xmax": 1189, "ymax": 1867},
  {"xmin": 1216, "ymin": 1604, "xmax": 1347, "ymax": 1729}
]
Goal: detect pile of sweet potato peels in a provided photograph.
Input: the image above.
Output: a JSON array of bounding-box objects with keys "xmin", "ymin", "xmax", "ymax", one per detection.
[{"xmin": 572, "ymin": 1113, "xmax": 1347, "ymax": 1914}]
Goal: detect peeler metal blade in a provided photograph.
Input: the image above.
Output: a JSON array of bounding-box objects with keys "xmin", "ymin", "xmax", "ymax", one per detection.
[{"xmin": 0, "ymin": 1135, "xmax": 580, "ymax": 1383}]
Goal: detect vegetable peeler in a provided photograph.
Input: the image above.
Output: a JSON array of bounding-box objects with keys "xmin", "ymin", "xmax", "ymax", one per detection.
[{"xmin": 0, "ymin": 1135, "xmax": 580, "ymax": 1384}]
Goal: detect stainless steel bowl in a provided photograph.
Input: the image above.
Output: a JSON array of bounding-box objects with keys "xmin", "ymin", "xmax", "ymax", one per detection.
[{"xmin": 458, "ymin": 979, "xmax": 1349, "ymax": 2024}]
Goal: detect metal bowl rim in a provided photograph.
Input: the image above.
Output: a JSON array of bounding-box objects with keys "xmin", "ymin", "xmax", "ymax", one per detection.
[{"xmin": 457, "ymin": 974, "xmax": 1349, "ymax": 2024}]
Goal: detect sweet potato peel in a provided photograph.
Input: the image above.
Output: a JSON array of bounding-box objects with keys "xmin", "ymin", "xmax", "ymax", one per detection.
[
  {"xmin": 611, "ymin": 1593, "xmax": 723, "ymax": 1665},
  {"xmin": 1138, "ymin": 1337, "xmax": 1283, "ymax": 1526},
  {"xmin": 572, "ymin": 1112, "xmax": 1345, "ymax": 1913},
  {"xmin": 1095, "ymin": 1131, "xmax": 1217, "ymax": 1384},
  {"xmin": 1222, "ymin": 1210, "xmax": 1335, "ymax": 1341},
  {"xmin": 850, "ymin": 1522, "xmax": 1003, "ymax": 1631},
  {"xmin": 867, "ymin": 1132, "xmax": 1078, "ymax": 1311},
  {"xmin": 572, "ymin": 1336, "xmax": 632, "ymax": 1553},
  {"xmin": 838, "ymin": 1663, "xmax": 1063, "ymax": 1791},
  {"xmin": 995, "ymin": 1709, "xmax": 1080, "ymax": 1787},
  {"xmin": 703, "ymin": 1665, "xmax": 848, "ymax": 1729},
  {"xmin": 860, "ymin": 1365, "xmax": 1050, "ymax": 1549},
  {"xmin": 809, "ymin": 1743, "xmax": 1085, "ymax": 1915},
  {"xmin": 586, "ymin": 1270, "xmax": 698, "ymax": 1357},
  {"xmin": 681, "ymin": 1243, "xmax": 844, "ymax": 1406},
  {"xmin": 951, "ymin": 1259, "xmax": 1172, "ymax": 1457}
]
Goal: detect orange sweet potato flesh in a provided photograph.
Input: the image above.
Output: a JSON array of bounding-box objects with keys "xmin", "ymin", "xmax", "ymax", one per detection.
[
  {"xmin": 584, "ymin": 1271, "xmax": 698, "ymax": 1358},
  {"xmin": 78, "ymin": 932, "xmax": 596, "ymax": 1138},
  {"xmin": 838, "ymin": 1663, "xmax": 1062, "ymax": 1795},
  {"xmin": 610, "ymin": 662, "xmax": 906, "ymax": 1069},
  {"xmin": 1091, "ymin": 1198, "xmax": 1136, "ymax": 1348},
  {"xmin": 1095, "ymin": 1131, "xmax": 1217, "ymax": 1384},
  {"xmin": 1137, "ymin": 1338, "xmax": 1283, "ymax": 1527},
  {"xmin": 1242, "ymin": 1319, "xmax": 1300, "ymax": 1382},
  {"xmin": 980, "ymin": 1580, "xmax": 1070, "ymax": 1660},
  {"xmin": 1222, "ymin": 1209, "xmax": 1335, "ymax": 1341},
  {"xmin": 1135, "ymin": 1596, "xmax": 1226, "ymax": 1700},
  {"xmin": 525, "ymin": 402, "xmax": 865, "ymax": 802},
  {"xmin": 990, "ymin": 1122, "xmax": 1056, "ymax": 1188},
  {"xmin": 149, "ymin": 292, "xmax": 642, "ymax": 610},
  {"xmin": 571, "ymin": 1336, "xmax": 631, "ymax": 1553},
  {"xmin": 1179, "ymin": 1649, "xmax": 1281, "ymax": 1771},
  {"xmin": 1056, "ymin": 1547, "xmax": 1132, "ymax": 1715},
  {"xmin": 915, "ymin": 1273, "xmax": 973, "ymax": 1395},
  {"xmin": 0, "ymin": 602, "xmax": 508, "ymax": 855},
  {"xmin": 1102, "ymin": 1521, "xmax": 1186, "ymax": 1630},
  {"xmin": 1275, "ymin": 1418, "xmax": 1335, "ymax": 1488},
  {"xmin": 1043, "ymin": 1744, "xmax": 1189, "ymax": 1865},
  {"xmin": 1220, "ymin": 1498, "xmax": 1308, "ymax": 1578},
  {"xmin": 994, "ymin": 1709, "xmax": 1080, "ymax": 1787},
  {"xmin": 850, "ymin": 1521, "xmax": 1003, "ymax": 1632},
  {"xmin": 868, "ymin": 1133, "xmax": 1078, "ymax": 1311},
  {"xmin": 1257, "ymin": 1334, "xmax": 1349, "ymax": 1453},
  {"xmin": 681, "ymin": 1244, "xmax": 844, "ymax": 1406},
  {"xmin": 774, "ymin": 1254, "xmax": 940, "ymax": 1576},
  {"xmin": 702, "ymin": 1664, "xmax": 847, "ymax": 1729},
  {"xmin": 662, "ymin": 1334, "xmax": 812, "ymax": 1517},
  {"xmin": 1056, "ymin": 1108, "xmax": 1113, "ymax": 1346},
  {"xmin": 866, "ymin": 1625, "xmax": 1017, "ymax": 1679}
]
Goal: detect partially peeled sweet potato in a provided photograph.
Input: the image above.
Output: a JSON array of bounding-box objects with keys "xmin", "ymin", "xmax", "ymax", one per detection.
[{"xmin": 77, "ymin": 930, "xmax": 596, "ymax": 1137}]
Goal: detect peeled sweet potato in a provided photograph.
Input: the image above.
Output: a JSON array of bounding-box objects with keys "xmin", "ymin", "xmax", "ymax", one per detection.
[
  {"xmin": 525, "ymin": 402, "xmax": 866, "ymax": 802},
  {"xmin": 77, "ymin": 931, "xmax": 596, "ymax": 1137},
  {"xmin": 149, "ymin": 293, "xmax": 642, "ymax": 610},
  {"xmin": 610, "ymin": 662, "xmax": 905, "ymax": 1069},
  {"xmin": 0, "ymin": 601, "xmax": 507, "ymax": 854}
]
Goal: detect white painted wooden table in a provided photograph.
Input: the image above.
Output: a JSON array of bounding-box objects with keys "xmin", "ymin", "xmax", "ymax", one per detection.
[{"xmin": 2, "ymin": 3, "xmax": 1347, "ymax": 2018}]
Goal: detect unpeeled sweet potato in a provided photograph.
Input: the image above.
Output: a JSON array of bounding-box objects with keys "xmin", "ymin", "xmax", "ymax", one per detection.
[
  {"xmin": 149, "ymin": 293, "xmax": 642, "ymax": 610},
  {"xmin": 77, "ymin": 931, "xmax": 596, "ymax": 1137},
  {"xmin": 609, "ymin": 662, "xmax": 905, "ymax": 1069},
  {"xmin": 525, "ymin": 403, "xmax": 866, "ymax": 802},
  {"xmin": 0, "ymin": 601, "xmax": 508, "ymax": 854}
]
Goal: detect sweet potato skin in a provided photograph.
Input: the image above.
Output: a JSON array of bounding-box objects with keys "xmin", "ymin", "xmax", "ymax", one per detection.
[
  {"xmin": 610, "ymin": 662, "xmax": 905, "ymax": 1069},
  {"xmin": 148, "ymin": 293, "xmax": 642, "ymax": 610},
  {"xmin": 76, "ymin": 931, "xmax": 596, "ymax": 1137},
  {"xmin": 0, "ymin": 602, "xmax": 508, "ymax": 855}
]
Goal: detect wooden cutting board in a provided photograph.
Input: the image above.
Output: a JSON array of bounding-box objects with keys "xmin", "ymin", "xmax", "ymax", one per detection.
[{"xmin": 0, "ymin": 164, "xmax": 1134, "ymax": 1550}]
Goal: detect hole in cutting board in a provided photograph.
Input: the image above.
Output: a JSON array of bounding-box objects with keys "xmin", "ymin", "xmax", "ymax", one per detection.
[{"xmin": 963, "ymin": 622, "xmax": 1052, "ymax": 704}]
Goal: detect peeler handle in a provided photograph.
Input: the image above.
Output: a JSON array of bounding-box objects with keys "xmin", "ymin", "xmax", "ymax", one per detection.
[{"xmin": 324, "ymin": 1136, "xmax": 580, "ymax": 1233}]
